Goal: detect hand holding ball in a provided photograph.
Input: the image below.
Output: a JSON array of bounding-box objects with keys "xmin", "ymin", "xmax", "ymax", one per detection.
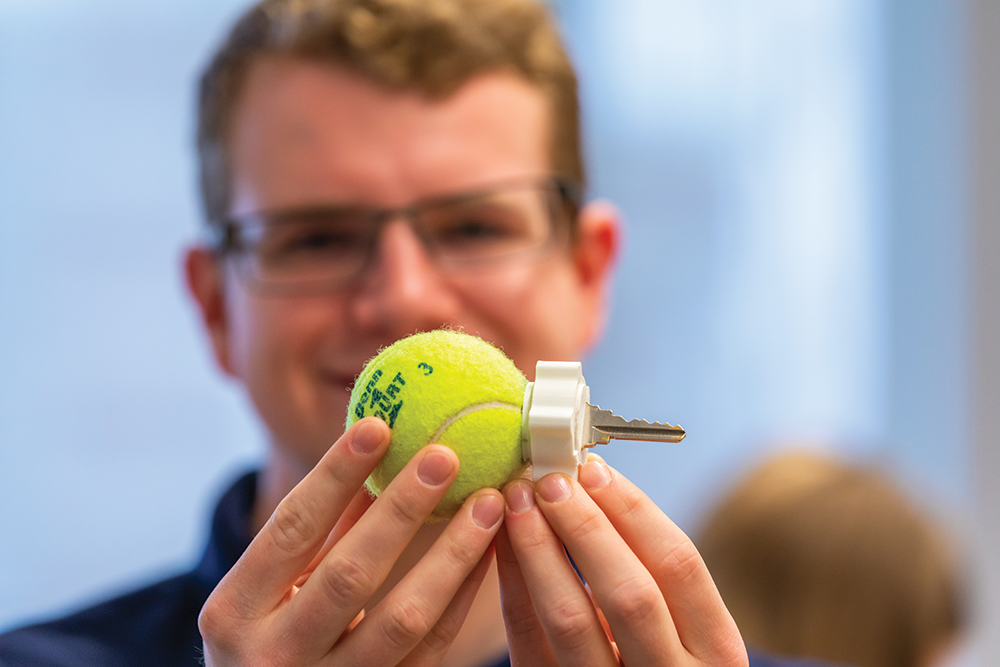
[{"xmin": 346, "ymin": 330, "xmax": 527, "ymax": 521}]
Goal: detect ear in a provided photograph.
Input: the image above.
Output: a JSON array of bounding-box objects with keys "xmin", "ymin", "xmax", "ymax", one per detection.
[
  {"xmin": 184, "ymin": 247, "xmax": 238, "ymax": 378},
  {"xmin": 572, "ymin": 199, "xmax": 621, "ymax": 350}
]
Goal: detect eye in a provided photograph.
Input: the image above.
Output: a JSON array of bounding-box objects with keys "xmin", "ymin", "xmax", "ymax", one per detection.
[
  {"xmin": 256, "ymin": 222, "xmax": 368, "ymax": 267},
  {"xmin": 286, "ymin": 228, "xmax": 354, "ymax": 251},
  {"xmin": 429, "ymin": 204, "xmax": 530, "ymax": 245},
  {"xmin": 437, "ymin": 217, "xmax": 514, "ymax": 241}
]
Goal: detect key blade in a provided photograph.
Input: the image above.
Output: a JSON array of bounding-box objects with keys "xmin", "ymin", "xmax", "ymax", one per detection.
[{"xmin": 585, "ymin": 404, "xmax": 686, "ymax": 446}]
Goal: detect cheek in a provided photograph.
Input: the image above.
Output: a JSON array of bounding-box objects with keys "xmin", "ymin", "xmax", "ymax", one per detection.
[
  {"xmin": 222, "ymin": 284, "xmax": 260, "ymax": 381},
  {"xmin": 454, "ymin": 260, "xmax": 588, "ymax": 370},
  {"xmin": 225, "ymin": 290, "xmax": 353, "ymax": 457},
  {"xmin": 224, "ymin": 289, "xmax": 328, "ymax": 389},
  {"xmin": 462, "ymin": 263, "xmax": 538, "ymax": 306}
]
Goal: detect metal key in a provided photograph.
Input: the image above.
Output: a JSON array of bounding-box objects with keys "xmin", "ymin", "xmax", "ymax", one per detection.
[
  {"xmin": 524, "ymin": 361, "xmax": 687, "ymax": 479},
  {"xmin": 584, "ymin": 404, "xmax": 686, "ymax": 446}
]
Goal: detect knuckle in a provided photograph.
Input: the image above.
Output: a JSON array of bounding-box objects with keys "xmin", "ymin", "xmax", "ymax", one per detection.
[
  {"xmin": 197, "ymin": 594, "xmax": 229, "ymax": 643},
  {"xmin": 316, "ymin": 443, "xmax": 365, "ymax": 486},
  {"xmin": 604, "ymin": 577, "xmax": 662, "ymax": 627},
  {"xmin": 252, "ymin": 647, "xmax": 295, "ymax": 667},
  {"xmin": 712, "ymin": 628, "xmax": 750, "ymax": 667},
  {"xmin": 618, "ymin": 486, "xmax": 648, "ymax": 519},
  {"xmin": 505, "ymin": 510, "xmax": 563, "ymax": 555},
  {"xmin": 268, "ymin": 499, "xmax": 319, "ymax": 557},
  {"xmin": 198, "ymin": 594, "xmax": 268, "ymax": 665},
  {"xmin": 512, "ymin": 522, "xmax": 552, "ymax": 553},
  {"xmin": 385, "ymin": 489, "xmax": 428, "ymax": 526},
  {"xmin": 421, "ymin": 611, "xmax": 460, "ymax": 654},
  {"xmin": 566, "ymin": 510, "xmax": 604, "ymax": 544},
  {"xmin": 314, "ymin": 454, "xmax": 347, "ymax": 487},
  {"xmin": 198, "ymin": 591, "xmax": 307, "ymax": 667},
  {"xmin": 544, "ymin": 597, "xmax": 594, "ymax": 652},
  {"xmin": 505, "ymin": 618, "xmax": 549, "ymax": 655},
  {"xmin": 501, "ymin": 595, "xmax": 542, "ymax": 637},
  {"xmin": 320, "ymin": 553, "xmax": 377, "ymax": 607},
  {"xmin": 658, "ymin": 539, "xmax": 704, "ymax": 586},
  {"xmin": 380, "ymin": 597, "xmax": 434, "ymax": 651},
  {"xmin": 724, "ymin": 646, "xmax": 752, "ymax": 667},
  {"xmin": 443, "ymin": 532, "xmax": 481, "ymax": 567}
]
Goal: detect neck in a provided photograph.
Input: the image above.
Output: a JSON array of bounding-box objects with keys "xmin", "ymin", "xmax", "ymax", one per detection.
[{"xmin": 252, "ymin": 448, "xmax": 508, "ymax": 667}]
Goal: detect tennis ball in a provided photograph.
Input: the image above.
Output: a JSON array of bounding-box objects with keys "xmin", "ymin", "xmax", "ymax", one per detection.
[{"xmin": 346, "ymin": 330, "xmax": 528, "ymax": 521}]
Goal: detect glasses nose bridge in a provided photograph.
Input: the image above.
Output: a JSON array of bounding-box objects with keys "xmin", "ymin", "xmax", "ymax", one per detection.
[
  {"xmin": 375, "ymin": 201, "xmax": 423, "ymax": 224},
  {"xmin": 371, "ymin": 202, "xmax": 432, "ymax": 248},
  {"xmin": 369, "ymin": 204, "xmax": 434, "ymax": 261}
]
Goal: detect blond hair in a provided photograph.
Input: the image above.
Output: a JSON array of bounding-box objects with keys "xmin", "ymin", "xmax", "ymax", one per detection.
[
  {"xmin": 197, "ymin": 0, "xmax": 582, "ymax": 224},
  {"xmin": 698, "ymin": 452, "xmax": 965, "ymax": 667}
]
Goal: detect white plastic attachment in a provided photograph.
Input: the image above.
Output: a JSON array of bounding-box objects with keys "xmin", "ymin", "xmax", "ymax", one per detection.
[{"xmin": 521, "ymin": 361, "xmax": 590, "ymax": 480}]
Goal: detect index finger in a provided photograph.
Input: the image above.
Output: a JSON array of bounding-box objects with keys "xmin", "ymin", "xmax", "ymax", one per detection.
[
  {"xmin": 577, "ymin": 457, "xmax": 746, "ymax": 664},
  {"xmin": 217, "ymin": 417, "xmax": 390, "ymax": 616},
  {"xmin": 495, "ymin": 524, "xmax": 559, "ymax": 667}
]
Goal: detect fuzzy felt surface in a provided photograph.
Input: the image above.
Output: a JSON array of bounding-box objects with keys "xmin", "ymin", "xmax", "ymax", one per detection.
[{"xmin": 346, "ymin": 330, "xmax": 528, "ymax": 520}]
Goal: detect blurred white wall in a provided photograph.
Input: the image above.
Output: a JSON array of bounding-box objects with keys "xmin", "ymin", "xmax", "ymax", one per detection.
[
  {"xmin": 566, "ymin": 0, "xmax": 898, "ymax": 525},
  {"xmin": 0, "ymin": 1, "xmax": 982, "ymax": 657},
  {"xmin": 0, "ymin": 0, "xmax": 263, "ymax": 627}
]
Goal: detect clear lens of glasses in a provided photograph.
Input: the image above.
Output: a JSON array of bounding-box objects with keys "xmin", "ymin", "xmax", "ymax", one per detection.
[{"xmin": 223, "ymin": 179, "xmax": 570, "ymax": 292}]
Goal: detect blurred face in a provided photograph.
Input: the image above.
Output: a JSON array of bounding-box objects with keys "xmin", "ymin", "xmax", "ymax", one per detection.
[{"xmin": 188, "ymin": 58, "xmax": 617, "ymax": 470}]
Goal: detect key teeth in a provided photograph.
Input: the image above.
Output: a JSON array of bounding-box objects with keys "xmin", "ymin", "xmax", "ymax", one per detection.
[
  {"xmin": 625, "ymin": 417, "xmax": 684, "ymax": 429},
  {"xmin": 588, "ymin": 404, "xmax": 683, "ymax": 430},
  {"xmin": 586, "ymin": 403, "xmax": 686, "ymax": 444}
]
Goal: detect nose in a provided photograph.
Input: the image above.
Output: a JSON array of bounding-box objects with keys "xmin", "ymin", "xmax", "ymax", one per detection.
[{"xmin": 348, "ymin": 219, "xmax": 461, "ymax": 335}]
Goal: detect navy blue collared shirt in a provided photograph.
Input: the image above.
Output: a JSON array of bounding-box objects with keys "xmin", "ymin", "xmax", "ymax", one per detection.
[{"xmin": 0, "ymin": 472, "xmax": 835, "ymax": 667}]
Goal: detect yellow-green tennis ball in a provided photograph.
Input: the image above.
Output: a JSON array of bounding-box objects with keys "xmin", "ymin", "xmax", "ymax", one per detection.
[{"xmin": 346, "ymin": 330, "xmax": 528, "ymax": 521}]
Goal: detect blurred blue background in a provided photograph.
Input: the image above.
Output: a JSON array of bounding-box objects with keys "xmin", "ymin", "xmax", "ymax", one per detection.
[{"xmin": 0, "ymin": 0, "xmax": 987, "ymax": 660}]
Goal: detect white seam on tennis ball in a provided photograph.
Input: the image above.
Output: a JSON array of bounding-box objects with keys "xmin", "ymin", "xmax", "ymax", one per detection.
[{"xmin": 429, "ymin": 401, "xmax": 521, "ymax": 444}]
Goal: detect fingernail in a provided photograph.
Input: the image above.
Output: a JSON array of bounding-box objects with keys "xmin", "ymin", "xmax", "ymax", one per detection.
[
  {"xmin": 505, "ymin": 480, "xmax": 535, "ymax": 514},
  {"xmin": 579, "ymin": 460, "xmax": 611, "ymax": 491},
  {"xmin": 472, "ymin": 493, "xmax": 504, "ymax": 528},
  {"xmin": 537, "ymin": 474, "xmax": 572, "ymax": 504},
  {"xmin": 418, "ymin": 451, "xmax": 455, "ymax": 486},
  {"xmin": 351, "ymin": 420, "xmax": 385, "ymax": 454}
]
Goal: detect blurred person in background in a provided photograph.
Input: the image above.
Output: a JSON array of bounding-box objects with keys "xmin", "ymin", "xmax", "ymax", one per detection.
[
  {"xmin": 0, "ymin": 0, "xmax": 809, "ymax": 665},
  {"xmin": 697, "ymin": 451, "xmax": 966, "ymax": 667}
]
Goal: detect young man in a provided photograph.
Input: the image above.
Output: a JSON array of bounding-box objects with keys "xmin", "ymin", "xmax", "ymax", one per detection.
[{"xmin": 0, "ymin": 1, "xmax": 816, "ymax": 665}]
